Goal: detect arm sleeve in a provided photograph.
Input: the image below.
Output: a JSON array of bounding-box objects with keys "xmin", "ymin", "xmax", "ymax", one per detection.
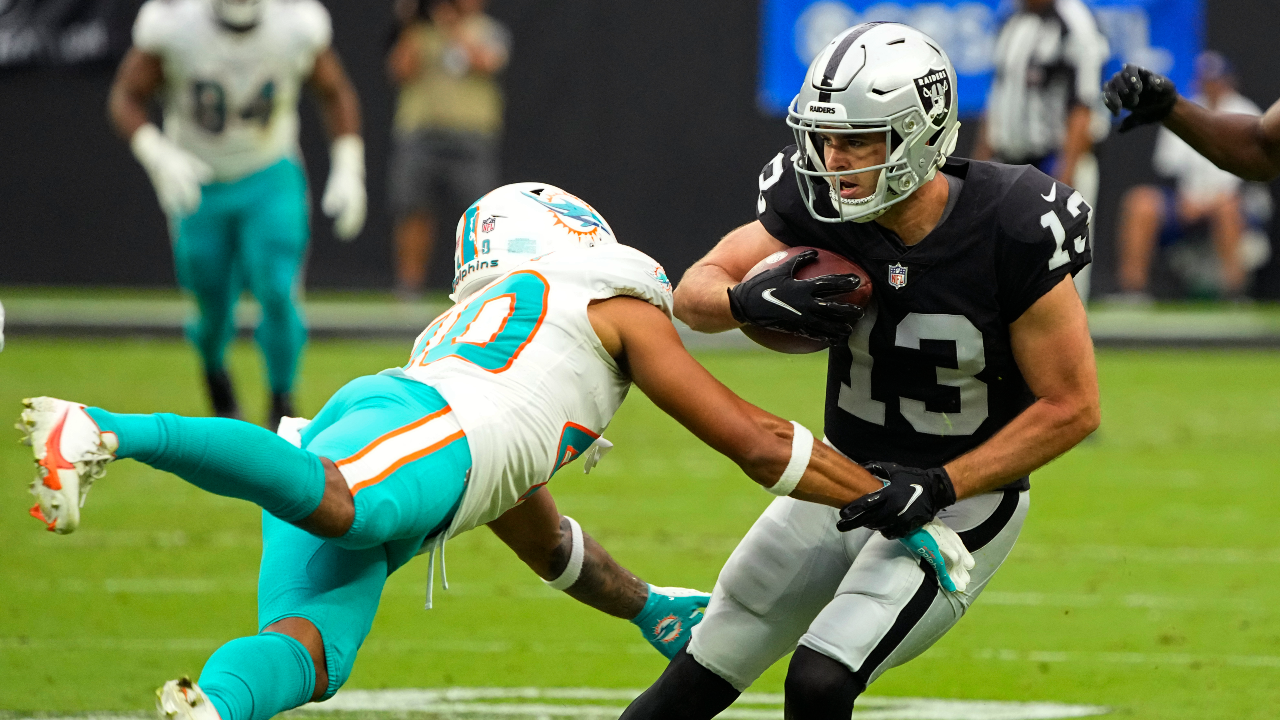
[
  {"xmin": 996, "ymin": 167, "xmax": 1092, "ymax": 323},
  {"xmin": 131, "ymin": 0, "xmax": 171, "ymax": 54}
]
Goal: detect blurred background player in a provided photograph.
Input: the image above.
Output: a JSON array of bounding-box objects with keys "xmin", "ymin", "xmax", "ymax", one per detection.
[
  {"xmin": 108, "ymin": 0, "xmax": 367, "ymax": 428},
  {"xmin": 1105, "ymin": 57, "xmax": 1280, "ymax": 183},
  {"xmin": 20, "ymin": 183, "xmax": 892, "ymax": 720},
  {"xmin": 973, "ymin": 0, "xmax": 1109, "ymax": 303},
  {"xmin": 386, "ymin": 0, "xmax": 509, "ymax": 300},
  {"xmin": 1114, "ymin": 52, "xmax": 1263, "ymax": 302}
]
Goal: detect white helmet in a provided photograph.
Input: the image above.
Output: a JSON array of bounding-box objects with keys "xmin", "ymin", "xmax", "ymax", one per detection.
[
  {"xmin": 787, "ymin": 22, "xmax": 960, "ymax": 223},
  {"xmin": 213, "ymin": 0, "xmax": 265, "ymax": 30},
  {"xmin": 451, "ymin": 182, "xmax": 617, "ymax": 302}
]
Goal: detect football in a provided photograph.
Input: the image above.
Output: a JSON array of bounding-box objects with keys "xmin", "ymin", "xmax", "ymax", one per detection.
[{"xmin": 738, "ymin": 246, "xmax": 873, "ymax": 354}]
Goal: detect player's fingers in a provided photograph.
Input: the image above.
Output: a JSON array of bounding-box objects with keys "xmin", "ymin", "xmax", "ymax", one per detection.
[
  {"xmin": 837, "ymin": 492, "xmax": 887, "ymax": 531},
  {"xmin": 785, "ymin": 249, "xmax": 821, "ymax": 276},
  {"xmin": 807, "ymin": 274, "xmax": 861, "ymax": 296},
  {"xmin": 812, "ymin": 299, "xmax": 864, "ymax": 321}
]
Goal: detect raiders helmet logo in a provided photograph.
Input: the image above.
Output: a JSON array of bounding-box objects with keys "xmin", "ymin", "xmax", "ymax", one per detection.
[{"xmin": 913, "ymin": 70, "xmax": 952, "ymax": 128}]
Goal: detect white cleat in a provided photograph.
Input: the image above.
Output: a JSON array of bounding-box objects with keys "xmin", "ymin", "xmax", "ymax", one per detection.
[
  {"xmin": 17, "ymin": 397, "xmax": 116, "ymax": 534},
  {"xmin": 156, "ymin": 677, "xmax": 221, "ymax": 720}
]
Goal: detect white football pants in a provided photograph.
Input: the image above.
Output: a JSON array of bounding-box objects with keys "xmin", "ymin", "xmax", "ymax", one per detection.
[{"xmin": 688, "ymin": 489, "xmax": 1029, "ymax": 691}]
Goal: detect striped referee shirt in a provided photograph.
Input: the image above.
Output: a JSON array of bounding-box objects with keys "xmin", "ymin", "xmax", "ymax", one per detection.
[{"xmin": 985, "ymin": 0, "xmax": 1109, "ymax": 164}]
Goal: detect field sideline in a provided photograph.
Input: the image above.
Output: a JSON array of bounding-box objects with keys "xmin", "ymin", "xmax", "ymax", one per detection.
[{"xmin": 2, "ymin": 338, "xmax": 1279, "ymax": 719}]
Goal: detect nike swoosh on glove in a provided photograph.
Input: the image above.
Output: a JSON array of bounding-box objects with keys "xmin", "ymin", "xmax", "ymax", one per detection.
[
  {"xmin": 898, "ymin": 519, "xmax": 975, "ymax": 593},
  {"xmin": 630, "ymin": 585, "xmax": 711, "ymax": 660},
  {"xmin": 1103, "ymin": 64, "xmax": 1178, "ymax": 133},
  {"xmin": 836, "ymin": 462, "xmax": 957, "ymax": 539},
  {"xmin": 727, "ymin": 249, "xmax": 864, "ymax": 345}
]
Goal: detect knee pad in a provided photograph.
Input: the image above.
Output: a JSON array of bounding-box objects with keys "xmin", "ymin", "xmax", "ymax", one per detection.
[{"xmin": 784, "ymin": 646, "xmax": 865, "ymax": 719}]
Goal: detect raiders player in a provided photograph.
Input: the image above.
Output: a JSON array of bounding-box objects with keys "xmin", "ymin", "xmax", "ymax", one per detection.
[{"xmin": 621, "ymin": 23, "xmax": 1099, "ymax": 719}]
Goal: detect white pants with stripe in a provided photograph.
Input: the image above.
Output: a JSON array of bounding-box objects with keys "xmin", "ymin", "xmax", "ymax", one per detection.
[{"xmin": 687, "ymin": 490, "xmax": 1029, "ymax": 691}]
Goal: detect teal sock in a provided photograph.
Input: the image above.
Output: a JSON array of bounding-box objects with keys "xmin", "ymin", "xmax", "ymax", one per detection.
[
  {"xmin": 85, "ymin": 409, "xmax": 325, "ymax": 523},
  {"xmin": 199, "ymin": 633, "xmax": 316, "ymax": 720}
]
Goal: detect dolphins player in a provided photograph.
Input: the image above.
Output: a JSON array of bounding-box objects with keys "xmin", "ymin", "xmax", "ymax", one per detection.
[
  {"xmin": 108, "ymin": 0, "xmax": 367, "ymax": 428},
  {"xmin": 19, "ymin": 183, "xmax": 897, "ymax": 720}
]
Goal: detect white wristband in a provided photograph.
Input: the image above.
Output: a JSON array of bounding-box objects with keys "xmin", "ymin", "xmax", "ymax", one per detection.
[
  {"xmin": 544, "ymin": 515, "xmax": 585, "ymax": 591},
  {"xmin": 768, "ymin": 421, "xmax": 813, "ymax": 497}
]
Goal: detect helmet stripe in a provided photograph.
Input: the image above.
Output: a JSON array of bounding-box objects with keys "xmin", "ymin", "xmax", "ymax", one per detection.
[
  {"xmin": 462, "ymin": 205, "xmax": 479, "ymax": 264},
  {"xmin": 818, "ymin": 22, "xmax": 887, "ymax": 102}
]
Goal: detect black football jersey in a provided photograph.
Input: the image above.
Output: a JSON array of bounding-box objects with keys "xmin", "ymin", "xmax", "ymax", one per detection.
[{"xmin": 756, "ymin": 146, "xmax": 1092, "ymax": 490}]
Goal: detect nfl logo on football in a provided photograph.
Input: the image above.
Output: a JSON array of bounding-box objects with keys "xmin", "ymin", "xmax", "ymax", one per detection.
[{"xmin": 888, "ymin": 263, "xmax": 908, "ymax": 289}]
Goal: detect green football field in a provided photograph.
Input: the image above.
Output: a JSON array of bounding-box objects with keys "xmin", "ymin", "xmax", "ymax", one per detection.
[{"xmin": 2, "ymin": 338, "xmax": 1279, "ymax": 719}]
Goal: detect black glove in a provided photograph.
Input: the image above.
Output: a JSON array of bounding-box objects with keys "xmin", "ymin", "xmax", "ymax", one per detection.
[
  {"xmin": 1103, "ymin": 64, "xmax": 1178, "ymax": 133},
  {"xmin": 836, "ymin": 462, "xmax": 957, "ymax": 539},
  {"xmin": 727, "ymin": 249, "xmax": 864, "ymax": 344}
]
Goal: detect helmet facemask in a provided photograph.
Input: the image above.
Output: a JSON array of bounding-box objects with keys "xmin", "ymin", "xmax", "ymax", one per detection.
[{"xmin": 788, "ymin": 101, "xmax": 951, "ymax": 224}]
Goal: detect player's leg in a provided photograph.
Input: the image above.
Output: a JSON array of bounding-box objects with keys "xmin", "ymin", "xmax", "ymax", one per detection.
[
  {"xmin": 1208, "ymin": 193, "xmax": 1247, "ymax": 296},
  {"xmin": 181, "ymin": 512, "xmax": 392, "ymax": 720},
  {"xmin": 389, "ymin": 130, "xmax": 435, "ymax": 299},
  {"xmin": 783, "ymin": 490, "xmax": 1029, "ymax": 719},
  {"xmin": 237, "ymin": 159, "xmax": 310, "ymax": 427},
  {"xmin": 172, "ymin": 186, "xmax": 241, "ymax": 417},
  {"xmin": 1117, "ymin": 185, "xmax": 1167, "ymax": 294},
  {"xmin": 620, "ymin": 497, "xmax": 858, "ymax": 720}
]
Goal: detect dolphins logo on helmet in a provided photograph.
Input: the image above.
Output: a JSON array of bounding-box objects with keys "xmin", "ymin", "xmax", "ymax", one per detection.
[{"xmin": 522, "ymin": 192, "xmax": 612, "ymax": 238}]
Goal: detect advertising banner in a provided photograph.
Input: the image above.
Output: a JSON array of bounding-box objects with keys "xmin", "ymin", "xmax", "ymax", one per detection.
[{"xmin": 760, "ymin": 0, "xmax": 1204, "ymax": 116}]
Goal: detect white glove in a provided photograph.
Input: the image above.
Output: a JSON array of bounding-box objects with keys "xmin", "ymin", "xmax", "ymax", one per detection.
[
  {"xmin": 321, "ymin": 135, "xmax": 366, "ymax": 241},
  {"xmin": 899, "ymin": 519, "xmax": 976, "ymax": 593},
  {"xmin": 130, "ymin": 124, "xmax": 213, "ymax": 217},
  {"xmin": 275, "ymin": 416, "xmax": 311, "ymax": 448}
]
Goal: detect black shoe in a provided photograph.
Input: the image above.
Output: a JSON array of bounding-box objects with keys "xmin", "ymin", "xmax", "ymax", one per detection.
[
  {"xmin": 205, "ymin": 370, "xmax": 241, "ymax": 419},
  {"xmin": 268, "ymin": 392, "xmax": 295, "ymax": 432}
]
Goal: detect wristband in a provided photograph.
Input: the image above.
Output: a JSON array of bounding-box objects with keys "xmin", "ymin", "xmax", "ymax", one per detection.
[
  {"xmin": 544, "ymin": 515, "xmax": 584, "ymax": 591},
  {"xmin": 767, "ymin": 421, "xmax": 813, "ymax": 497}
]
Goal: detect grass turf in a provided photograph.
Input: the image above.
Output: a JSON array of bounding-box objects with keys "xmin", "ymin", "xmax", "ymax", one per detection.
[{"xmin": 1, "ymin": 338, "xmax": 1279, "ymax": 718}]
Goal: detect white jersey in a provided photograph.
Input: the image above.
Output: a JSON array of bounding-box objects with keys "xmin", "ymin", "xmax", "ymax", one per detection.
[
  {"xmin": 133, "ymin": 0, "xmax": 331, "ymax": 181},
  {"xmin": 396, "ymin": 243, "xmax": 673, "ymax": 539}
]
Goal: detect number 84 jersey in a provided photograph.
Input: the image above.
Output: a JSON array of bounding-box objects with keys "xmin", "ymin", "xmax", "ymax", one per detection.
[
  {"xmin": 133, "ymin": 0, "xmax": 332, "ymax": 181},
  {"xmin": 757, "ymin": 149, "xmax": 1091, "ymax": 490}
]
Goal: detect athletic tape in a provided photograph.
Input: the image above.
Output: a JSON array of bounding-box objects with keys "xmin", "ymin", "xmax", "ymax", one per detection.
[
  {"xmin": 768, "ymin": 421, "xmax": 813, "ymax": 497},
  {"xmin": 544, "ymin": 516, "xmax": 585, "ymax": 591}
]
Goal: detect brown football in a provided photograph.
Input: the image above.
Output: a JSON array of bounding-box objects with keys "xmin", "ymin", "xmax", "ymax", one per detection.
[{"xmin": 738, "ymin": 246, "xmax": 873, "ymax": 354}]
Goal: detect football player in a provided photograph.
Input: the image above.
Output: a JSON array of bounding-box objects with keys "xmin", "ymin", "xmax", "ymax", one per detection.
[
  {"xmin": 621, "ymin": 23, "xmax": 1100, "ymax": 719},
  {"xmin": 108, "ymin": 0, "xmax": 367, "ymax": 428},
  {"xmin": 1104, "ymin": 63, "xmax": 1280, "ymax": 182},
  {"xmin": 19, "ymin": 183, "xmax": 893, "ymax": 720}
]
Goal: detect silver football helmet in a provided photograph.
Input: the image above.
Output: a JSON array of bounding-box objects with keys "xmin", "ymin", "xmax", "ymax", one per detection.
[
  {"xmin": 213, "ymin": 0, "xmax": 265, "ymax": 30},
  {"xmin": 787, "ymin": 22, "xmax": 961, "ymax": 223}
]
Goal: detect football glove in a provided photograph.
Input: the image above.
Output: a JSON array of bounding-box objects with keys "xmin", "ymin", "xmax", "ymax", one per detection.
[
  {"xmin": 898, "ymin": 519, "xmax": 975, "ymax": 593},
  {"xmin": 727, "ymin": 249, "xmax": 864, "ymax": 345},
  {"xmin": 836, "ymin": 462, "xmax": 956, "ymax": 539},
  {"xmin": 322, "ymin": 135, "xmax": 367, "ymax": 242},
  {"xmin": 131, "ymin": 123, "xmax": 214, "ymax": 217},
  {"xmin": 1103, "ymin": 64, "xmax": 1179, "ymax": 133},
  {"xmin": 630, "ymin": 584, "xmax": 711, "ymax": 660}
]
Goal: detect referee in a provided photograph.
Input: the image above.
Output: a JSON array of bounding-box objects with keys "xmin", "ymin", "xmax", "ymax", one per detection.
[{"xmin": 974, "ymin": 0, "xmax": 1110, "ymax": 302}]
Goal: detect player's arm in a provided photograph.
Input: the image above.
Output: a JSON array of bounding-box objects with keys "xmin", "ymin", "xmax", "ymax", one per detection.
[
  {"xmin": 307, "ymin": 48, "xmax": 366, "ymax": 240},
  {"xmin": 107, "ymin": 48, "xmax": 162, "ymax": 139},
  {"xmin": 488, "ymin": 488, "xmax": 647, "ymax": 618},
  {"xmin": 1105, "ymin": 64, "xmax": 1280, "ymax": 181},
  {"xmin": 590, "ymin": 296, "xmax": 884, "ymax": 507},
  {"xmin": 107, "ymin": 47, "xmax": 212, "ymax": 216},
  {"xmin": 487, "ymin": 485, "xmax": 712, "ymax": 659},
  {"xmin": 943, "ymin": 276, "xmax": 1099, "ymax": 497},
  {"xmin": 1161, "ymin": 97, "xmax": 1280, "ymax": 182},
  {"xmin": 673, "ymin": 220, "xmax": 786, "ymax": 332}
]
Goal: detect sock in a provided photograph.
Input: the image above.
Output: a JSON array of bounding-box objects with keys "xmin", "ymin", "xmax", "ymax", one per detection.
[
  {"xmin": 85, "ymin": 409, "xmax": 325, "ymax": 523},
  {"xmin": 199, "ymin": 633, "xmax": 317, "ymax": 720}
]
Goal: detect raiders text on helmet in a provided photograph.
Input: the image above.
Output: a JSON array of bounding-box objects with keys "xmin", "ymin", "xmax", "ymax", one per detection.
[
  {"xmin": 787, "ymin": 22, "xmax": 961, "ymax": 223},
  {"xmin": 451, "ymin": 182, "xmax": 617, "ymax": 302}
]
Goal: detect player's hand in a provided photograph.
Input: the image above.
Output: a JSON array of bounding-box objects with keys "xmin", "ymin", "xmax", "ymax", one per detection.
[
  {"xmin": 898, "ymin": 519, "xmax": 975, "ymax": 593},
  {"xmin": 322, "ymin": 135, "xmax": 367, "ymax": 241},
  {"xmin": 836, "ymin": 462, "xmax": 957, "ymax": 539},
  {"xmin": 630, "ymin": 585, "xmax": 711, "ymax": 660},
  {"xmin": 1103, "ymin": 64, "xmax": 1178, "ymax": 133},
  {"xmin": 130, "ymin": 123, "xmax": 213, "ymax": 217},
  {"xmin": 727, "ymin": 249, "xmax": 864, "ymax": 344}
]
